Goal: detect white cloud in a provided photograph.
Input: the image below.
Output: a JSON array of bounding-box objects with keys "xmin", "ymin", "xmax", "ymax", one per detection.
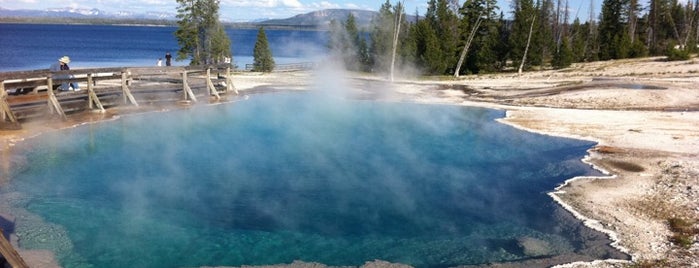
[
  {"xmin": 222, "ymin": 0, "xmax": 303, "ymax": 8},
  {"xmin": 308, "ymin": 1, "xmax": 340, "ymax": 9},
  {"xmin": 281, "ymin": 0, "xmax": 303, "ymax": 8},
  {"xmin": 0, "ymin": 0, "xmax": 38, "ymax": 5}
]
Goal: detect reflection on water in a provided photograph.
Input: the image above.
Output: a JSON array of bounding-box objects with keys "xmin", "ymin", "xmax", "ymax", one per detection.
[{"xmin": 1, "ymin": 93, "xmax": 627, "ymax": 268}]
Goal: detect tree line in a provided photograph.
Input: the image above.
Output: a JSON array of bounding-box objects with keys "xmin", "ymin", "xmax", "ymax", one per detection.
[
  {"xmin": 329, "ymin": 0, "xmax": 699, "ymax": 76},
  {"xmin": 172, "ymin": 0, "xmax": 697, "ymax": 74},
  {"xmin": 174, "ymin": 0, "xmax": 276, "ymax": 71}
]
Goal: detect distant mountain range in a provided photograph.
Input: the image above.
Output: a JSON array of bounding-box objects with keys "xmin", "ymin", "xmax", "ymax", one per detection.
[
  {"xmin": 0, "ymin": 7, "xmax": 174, "ymax": 20},
  {"xmin": 0, "ymin": 7, "xmax": 409, "ymax": 29},
  {"xmin": 259, "ymin": 9, "xmax": 377, "ymax": 28}
]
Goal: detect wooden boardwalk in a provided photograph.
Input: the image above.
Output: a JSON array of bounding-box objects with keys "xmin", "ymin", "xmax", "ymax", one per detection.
[
  {"xmin": 244, "ymin": 62, "xmax": 316, "ymax": 71},
  {"xmin": 0, "ymin": 64, "xmax": 238, "ymax": 129}
]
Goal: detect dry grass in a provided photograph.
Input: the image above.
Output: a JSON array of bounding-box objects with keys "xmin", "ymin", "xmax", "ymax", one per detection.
[
  {"xmin": 625, "ymin": 259, "xmax": 670, "ymax": 268},
  {"xmin": 667, "ymin": 217, "xmax": 698, "ymax": 249}
]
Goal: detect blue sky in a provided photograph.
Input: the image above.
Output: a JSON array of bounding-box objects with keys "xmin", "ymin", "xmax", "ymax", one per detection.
[{"xmin": 0, "ymin": 0, "xmax": 598, "ymax": 22}]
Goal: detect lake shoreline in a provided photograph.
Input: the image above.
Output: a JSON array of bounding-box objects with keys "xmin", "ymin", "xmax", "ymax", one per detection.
[{"xmin": 2, "ymin": 56, "xmax": 698, "ymax": 267}]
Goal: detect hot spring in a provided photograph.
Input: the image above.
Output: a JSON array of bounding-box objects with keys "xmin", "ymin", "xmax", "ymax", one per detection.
[{"xmin": 0, "ymin": 91, "xmax": 627, "ymax": 267}]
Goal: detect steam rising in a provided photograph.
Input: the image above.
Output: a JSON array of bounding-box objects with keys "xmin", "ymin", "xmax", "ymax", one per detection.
[{"xmin": 0, "ymin": 69, "xmax": 626, "ymax": 267}]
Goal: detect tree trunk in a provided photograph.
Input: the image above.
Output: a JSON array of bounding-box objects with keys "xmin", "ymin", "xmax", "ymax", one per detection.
[
  {"xmin": 454, "ymin": 18, "xmax": 482, "ymax": 78},
  {"xmin": 519, "ymin": 15, "xmax": 536, "ymax": 75},
  {"xmin": 390, "ymin": 1, "xmax": 404, "ymax": 82},
  {"xmin": 628, "ymin": 0, "xmax": 637, "ymax": 43}
]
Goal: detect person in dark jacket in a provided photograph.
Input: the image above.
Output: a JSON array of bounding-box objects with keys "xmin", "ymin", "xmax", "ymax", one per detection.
[
  {"xmin": 50, "ymin": 56, "xmax": 80, "ymax": 91},
  {"xmin": 165, "ymin": 52, "xmax": 172, "ymax": 66}
]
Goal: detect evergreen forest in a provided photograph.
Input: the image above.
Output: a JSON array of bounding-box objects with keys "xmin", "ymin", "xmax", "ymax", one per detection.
[{"xmin": 329, "ymin": 0, "xmax": 699, "ymax": 76}]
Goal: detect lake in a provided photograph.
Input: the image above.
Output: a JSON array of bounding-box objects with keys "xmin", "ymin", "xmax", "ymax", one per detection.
[{"xmin": 0, "ymin": 23, "xmax": 327, "ymax": 71}]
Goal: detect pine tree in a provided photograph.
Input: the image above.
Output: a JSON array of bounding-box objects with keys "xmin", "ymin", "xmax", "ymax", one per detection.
[
  {"xmin": 492, "ymin": 12, "xmax": 511, "ymax": 71},
  {"xmin": 474, "ymin": 1, "xmax": 504, "ymax": 73},
  {"xmin": 509, "ymin": 0, "xmax": 538, "ymax": 71},
  {"xmin": 584, "ymin": 0, "xmax": 600, "ymax": 62},
  {"xmin": 671, "ymin": 0, "xmax": 697, "ymax": 52},
  {"xmin": 327, "ymin": 19, "xmax": 346, "ymax": 53},
  {"xmin": 370, "ymin": 1, "xmax": 397, "ymax": 73},
  {"xmin": 455, "ymin": 0, "xmax": 500, "ymax": 75},
  {"xmin": 175, "ymin": 0, "xmax": 231, "ymax": 65},
  {"xmin": 598, "ymin": 0, "xmax": 631, "ymax": 60},
  {"xmin": 253, "ymin": 27, "xmax": 275, "ymax": 72},
  {"xmin": 328, "ymin": 14, "xmax": 370, "ymax": 71},
  {"xmin": 648, "ymin": 0, "xmax": 676, "ymax": 54},
  {"xmin": 533, "ymin": 0, "xmax": 553, "ymax": 67},
  {"xmin": 687, "ymin": 0, "xmax": 699, "ymax": 53},
  {"xmin": 552, "ymin": 37, "xmax": 573, "ymax": 68},
  {"xmin": 412, "ymin": 18, "xmax": 446, "ymax": 74},
  {"xmin": 570, "ymin": 18, "xmax": 587, "ymax": 62},
  {"xmin": 398, "ymin": 10, "xmax": 419, "ymax": 68},
  {"xmin": 552, "ymin": 0, "xmax": 573, "ymax": 68},
  {"xmin": 426, "ymin": 0, "xmax": 460, "ymax": 74},
  {"xmin": 211, "ymin": 24, "xmax": 231, "ymax": 64}
]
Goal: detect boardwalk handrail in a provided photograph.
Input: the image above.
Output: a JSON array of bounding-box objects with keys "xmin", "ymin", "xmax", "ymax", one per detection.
[
  {"xmin": 1, "ymin": 64, "xmax": 237, "ymax": 129},
  {"xmin": 244, "ymin": 62, "xmax": 316, "ymax": 72},
  {"xmin": 0, "ymin": 228, "xmax": 29, "ymax": 268}
]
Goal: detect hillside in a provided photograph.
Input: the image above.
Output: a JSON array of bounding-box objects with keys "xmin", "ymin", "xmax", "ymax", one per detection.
[
  {"xmin": 0, "ymin": 7, "xmax": 388, "ymax": 30},
  {"xmin": 258, "ymin": 9, "xmax": 377, "ymax": 29}
]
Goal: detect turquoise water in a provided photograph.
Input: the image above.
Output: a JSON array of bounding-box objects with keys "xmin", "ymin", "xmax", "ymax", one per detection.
[{"xmin": 2, "ymin": 93, "xmax": 624, "ymax": 267}]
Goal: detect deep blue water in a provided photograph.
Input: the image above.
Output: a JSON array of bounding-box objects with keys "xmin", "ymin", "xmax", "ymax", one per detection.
[
  {"xmin": 1, "ymin": 92, "xmax": 624, "ymax": 267},
  {"xmin": 0, "ymin": 23, "xmax": 327, "ymax": 71}
]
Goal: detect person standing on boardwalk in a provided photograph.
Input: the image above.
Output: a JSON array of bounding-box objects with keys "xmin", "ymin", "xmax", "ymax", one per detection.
[
  {"xmin": 50, "ymin": 56, "xmax": 80, "ymax": 91},
  {"xmin": 165, "ymin": 52, "xmax": 172, "ymax": 66},
  {"xmin": 157, "ymin": 58, "xmax": 162, "ymax": 66}
]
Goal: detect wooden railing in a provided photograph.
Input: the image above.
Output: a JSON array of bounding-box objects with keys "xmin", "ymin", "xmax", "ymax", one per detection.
[
  {"xmin": 244, "ymin": 62, "xmax": 316, "ymax": 72},
  {"xmin": 0, "ymin": 228, "xmax": 28, "ymax": 268},
  {"xmin": 0, "ymin": 64, "xmax": 238, "ymax": 129}
]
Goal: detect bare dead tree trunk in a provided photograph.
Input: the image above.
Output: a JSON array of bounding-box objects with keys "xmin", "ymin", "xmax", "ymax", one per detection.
[
  {"xmin": 454, "ymin": 17, "xmax": 482, "ymax": 78},
  {"xmin": 628, "ymin": 0, "xmax": 637, "ymax": 43},
  {"xmin": 682, "ymin": 2, "xmax": 696, "ymax": 47},
  {"xmin": 390, "ymin": 1, "xmax": 404, "ymax": 82},
  {"xmin": 519, "ymin": 15, "xmax": 536, "ymax": 75},
  {"xmin": 695, "ymin": 0, "xmax": 699, "ymax": 45},
  {"xmin": 666, "ymin": 10, "xmax": 682, "ymax": 45},
  {"xmin": 563, "ymin": 0, "xmax": 570, "ymax": 41},
  {"xmin": 555, "ymin": 0, "xmax": 562, "ymax": 48},
  {"xmin": 696, "ymin": 0, "xmax": 699, "ymax": 45}
]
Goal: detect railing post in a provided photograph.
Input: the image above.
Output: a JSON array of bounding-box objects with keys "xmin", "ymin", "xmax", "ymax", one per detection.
[
  {"xmin": 182, "ymin": 71, "xmax": 197, "ymax": 102},
  {"xmin": 46, "ymin": 77, "xmax": 66, "ymax": 119},
  {"xmin": 226, "ymin": 67, "xmax": 238, "ymax": 95},
  {"xmin": 206, "ymin": 68, "xmax": 221, "ymax": 100},
  {"xmin": 0, "ymin": 82, "xmax": 19, "ymax": 124},
  {"xmin": 0, "ymin": 228, "xmax": 30, "ymax": 268},
  {"xmin": 121, "ymin": 71, "xmax": 138, "ymax": 106},
  {"xmin": 87, "ymin": 74, "xmax": 105, "ymax": 113},
  {"xmin": 88, "ymin": 74, "xmax": 93, "ymax": 109}
]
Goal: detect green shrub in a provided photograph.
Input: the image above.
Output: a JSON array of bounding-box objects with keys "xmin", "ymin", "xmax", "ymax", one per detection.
[
  {"xmin": 626, "ymin": 259, "xmax": 669, "ymax": 268},
  {"xmin": 668, "ymin": 217, "xmax": 693, "ymax": 233},
  {"xmin": 625, "ymin": 260, "xmax": 668, "ymax": 268},
  {"xmin": 667, "ymin": 217, "xmax": 697, "ymax": 249},
  {"xmin": 671, "ymin": 234, "xmax": 694, "ymax": 249},
  {"xmin": 666, "ymin": 42, "xmax": 691, "ymax": 61}
]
